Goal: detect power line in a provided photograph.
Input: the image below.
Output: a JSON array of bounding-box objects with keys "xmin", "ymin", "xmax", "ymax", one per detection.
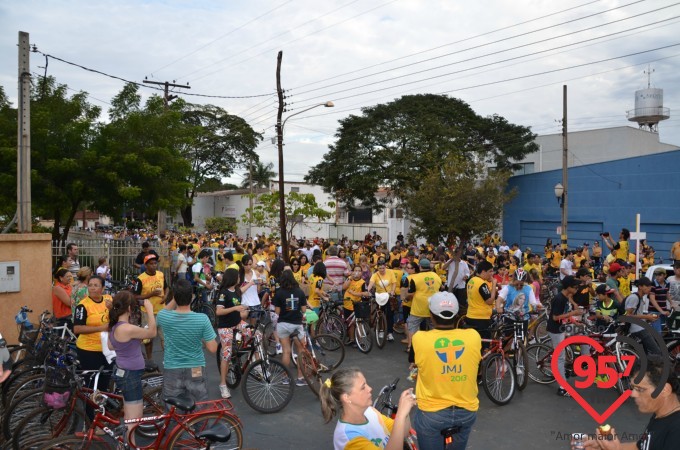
[
  {"xmin": 148, "ymin": 0, "xmax": 293, "ymax": 76},
  {"xmin": 176, "ymin": 0, "xmax": 365, "ymax": 81},
  {"xmin": 290, "ymin": 0, "xmax": 604, "ymax": 91},
  {"xmin": 292, "ymin": 7, "xmax": 679, "ymax": 106},
  {"xmin": 35, "ymin": 50, "xmax": 275, "ymax": 99},
  {"xmin": 293, "ymin": 0, "xmax": 649, "ymax": 97}
]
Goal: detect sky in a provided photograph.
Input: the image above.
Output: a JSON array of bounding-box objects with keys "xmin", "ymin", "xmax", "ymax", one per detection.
[{"xmin": 2, "ymin": 0, "xmax": 679, "ymax": 186}]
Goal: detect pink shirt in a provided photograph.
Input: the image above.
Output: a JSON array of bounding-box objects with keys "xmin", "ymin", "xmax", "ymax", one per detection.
[{"xmin": 324, "ymin": 256, "xmax": 349, "ymax": 287}]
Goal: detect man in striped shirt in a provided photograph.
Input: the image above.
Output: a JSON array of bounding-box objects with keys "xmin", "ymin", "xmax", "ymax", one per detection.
[{"xmin": 324, "ymin": 245, "xmax": 351, "ymax": 291}]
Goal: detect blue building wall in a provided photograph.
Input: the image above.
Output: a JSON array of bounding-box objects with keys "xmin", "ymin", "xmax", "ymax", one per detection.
[{"xmin": 503, "ymin": 150, "xmax": 680, "ymax": 257}]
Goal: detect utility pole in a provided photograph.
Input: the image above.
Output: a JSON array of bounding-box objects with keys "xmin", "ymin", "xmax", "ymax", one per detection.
[
  {"xmin": 561, "ymin": 85, "xmax": 568, "ymax": 251},
  {"xmin": 17, "ymin": 31, "xmax": 32, "ymax": 233},
  {"xmin": 275, "ymin": 51, "xmax": 288, "ymax": 263},
  {"xmin": 142, "ymin": 79, "xmax": 190, "ymax": 236}
]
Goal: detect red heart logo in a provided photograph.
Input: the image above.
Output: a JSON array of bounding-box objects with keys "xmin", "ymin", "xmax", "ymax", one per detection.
[{"xmin": 551, "ymin": 335, "xmax": 632, "ymax": 424}]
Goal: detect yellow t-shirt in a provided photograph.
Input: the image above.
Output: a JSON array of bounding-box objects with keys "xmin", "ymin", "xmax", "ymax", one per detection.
[
  {"xmin": 466, "ymin": 276, "xmax": 493, "ymax": 320},
  {"xmin": 292, "ymin": 269, "xmax": 306, "ymax": 286},
  {"xmin": 614, "ymin": 240, "xmax": 629, "ymax": 261},
  {"xmin": 75, "ymin": 296, "xmax": 110, "ymax": 352},
  {"xmin": 214, "ymin": 254, "xmax": 226, "ymax": 273},
  {"xmin": 233, "ymin": 252, "xmax": 244, "ymax": 263},
  {"xmin": 409, "ymin": 271, "xmax": 443, "ymax": 318},
  {"xmin": 413, "ymin": 328, "xmax": 482, "ymax": 412},
  {"xmin": 137, "ymin": 271, "xmax": 166, "ymax": 314},
  {"xmin": 308, "ymin": 275, "xmax": 324, "ymax": 309},
  {"xmin": 370, "ymin": 270, "xmax": 395, "ymax": 294},
  {"xmin": 344, "ymin": 278, "xmax": 366, "ymax": 310},
  {"xmin": 618, "ymin": 276, "xmax": 631, "ymax": 298},
  {"xmin": 574, "ymin": 254, "xmax": 586, "ymax": 270},
  {"xmin": 550, "ymin": 251, "xmax": 562, "ymax": 269}
]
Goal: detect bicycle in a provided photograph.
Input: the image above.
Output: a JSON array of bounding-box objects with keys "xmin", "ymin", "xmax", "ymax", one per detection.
[
  {"xmin": 492, "ymin": 312, "xmax": 530, "ymax": 391},
  {"xmin": 289, "ymin": 328, "xmax": 345, "ymax": 396},
  {"xmin": 479, "ymin": 336, "xmax": 517, "ymax": 406},
  {"xmin": 314, "ymin": 295, "xmax": 347, "ymax": 340},
  {"xmin": 315, "ymin": 297, "xmax": 373, "ymax": 353},
  {"xmin": 37, "ymin": 393, "xmax": 242, "ymax": 449},
  {"xmin": 11, "ymin": 364, "xmax": 164, "ymax": 450},
  {"xmin": 372, "ymin": 377, "xmax": 418, "ymax": 450},
  {"xmin": 369, "ymin": 293, "xmax": 390, "ymax": 349},
  {"xmin": 192, "ymin": 280, "xmax": 217, "ymax": 328},
  {"xmin": 215, "ymin": 309, "xmax": 295, "ymax": 414}
]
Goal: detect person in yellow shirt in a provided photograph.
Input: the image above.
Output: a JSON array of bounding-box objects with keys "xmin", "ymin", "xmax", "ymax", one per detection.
[
  {"xmin": 603, "ymin": 228, "xmax": 630, "ymax": 262},
  {"xmin": 367, "ymin": 259, "xmax": 397, "ymax": 342},
  {"xmin": 133, "ymin": 254, "xmax": 168, "ymax": 359},
  {"xmin": 466, "ymin": 261, "xmax": 497, "ymax": 345},
  {"xmin": 405, "ymin": 259, "xmax": 442, "ymax": 351},
  {"xmin": 410, "ymin": 291, "xmax": 481, "ymax": 449},
  {"xmin": 343, "ymin": 266, "xmax": 369, "ymax": 344}
]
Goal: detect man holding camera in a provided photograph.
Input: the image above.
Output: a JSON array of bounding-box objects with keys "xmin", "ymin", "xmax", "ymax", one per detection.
[{"xmin": 134, "ymin": 254, "xmax": 168, "ymax": 359}]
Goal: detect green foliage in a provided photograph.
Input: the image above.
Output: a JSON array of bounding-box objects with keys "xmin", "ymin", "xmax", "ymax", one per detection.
[
  {"xmin": 241, "ymin": 161, "xmax": 275, "ymax": 189},
  {"xmin": 197, "ymin": 177, "xmax": 238, "ymax": 192},
  {"xmin": 306, "ymin": 94, "xmax": 537, "ymax": 210},
  {"xmin": 240, "ymin": 191, "xmax": 334, "ymax": 241},
  {"xmin": 403, "ymin": 154, "xmax": 516, "ymax": 244},
  {"xmin": 204, "ymin": 217, "xmax": 237, "ymax": 234}
]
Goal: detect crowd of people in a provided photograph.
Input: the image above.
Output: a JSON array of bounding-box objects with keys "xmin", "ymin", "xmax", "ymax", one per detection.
[{"xmin": 39, "ymin": 229, "xmax": 680, "ymax": 449}]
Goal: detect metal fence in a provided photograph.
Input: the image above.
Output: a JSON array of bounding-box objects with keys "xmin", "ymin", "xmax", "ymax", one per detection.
[{"xmin": 52, "ymin": 238, "xmax": 172, "ymax": 282}]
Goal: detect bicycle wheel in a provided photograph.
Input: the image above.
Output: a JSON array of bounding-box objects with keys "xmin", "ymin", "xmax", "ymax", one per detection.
[
  {"xmin": 36, "ymin": 434, "xmax": 110, "ymax": 449},
  {"xmin": 375, "ymin": 313, "xmax": 387, "ymax": 349},
  {"xmin": 12, "ymin": 405, "xmax": 86, "ymax": 450},
  {"xmin": 315, "ymin": 314, "xmax": 346, "ymax": 341},
  {"xmin": 299, "ymin": 350, "xmax": 321, "ymax": 397},
  {"xmin": 455, "ymin": 315, "xmax": 467, "ymax": 329},
  {"xmin": 514, "ymin": 341, "xmax": 529, "ymax": 391},
  {"xmin": 355, "ymin": 320, "xmax": 373, "ymax": 354},
  {"xmin": 2, "ymin": 366, "xmax": 43, "ymax": 406},
  {"xmin": 526, "ymin": 343, "xmax": 555, "ymax": 384},
  {"xmin": 533, "ymin": 317, "xmax": 549, "ymax": 344},
  {"xmin": 7, "ymin": 372, "xmax": 45, "ymax": 408},
  {"xmin": 133, "ymin": 386, "xmax": 166, "ymax": 439},
  {"xmin": 2, "ymin": 388, "xmax": 42, "ymax": 441},
  {"xmin": 164, "ymin": 412, "xmax": 243, "ymax": 450},
  {"xmin": 241, "ymin": 359, "xmax": 294, "ymax": 414},
  {"xmin": 481, "ymin": 353, "xmax": 516, "ymax": 406},
  {"xmin": 615, "ymin": 346, "xmax": 638, "ymax": 394},
  {"xmin": 198, "ymin": 303, "xmax": 217, "ymax": 328},
  {"xmin": 314, "ymin": 334, "xmax": 345, "ymax": 372}
]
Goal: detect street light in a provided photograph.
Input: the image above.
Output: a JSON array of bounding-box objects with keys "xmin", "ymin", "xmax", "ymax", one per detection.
[
  {"xmin": 276, "ymin": 101, "xmax": 334, "ymax": 262},
  {"xmin": 554, "ymin": 182, "xmax": 564, "ymax": 206}
]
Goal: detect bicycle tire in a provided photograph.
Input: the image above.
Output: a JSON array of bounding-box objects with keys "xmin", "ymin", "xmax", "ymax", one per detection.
[
  {"xmin": 355, "ymin": 320, "xmax": 373, "ymax": 354},
  {"xmin": 315, "ymin": 313, "xmax": 346, "ymax": 342},
  {"xmin": 299, "ymin": 350, "xmax": 321, "ymax": 397},
  {"xmin": 455, "ymin": 315, "xmax": 467, "ymax": 329},
  {"xmin": 3, "ymin": 368, "xmax": 44, "ymax": 407},
  {"xmin": 667, "ymin": 339, "xmax": 680, "ymax": 362},
  {"xmin": 375, "ymin": 313, "xmax": 387, "ymax": 349},
  {"xmin": 7, "ymin": 372, "xmax": 45, "ymax": 408},
  {"xmin": 198, "ymin": 303, "xmax": 217, "ymax": 328},
  {"xmin": 314, "ymin": 334, "xmax": 345, "ymax": 372},
  {"xmin": 2, "ymin": 387, "xmax": 42, "ymax": 440},
  {"xmin": 133, "ymin": 386, "xmax": 166, "ymax": 439},
  {"xmin": 514, "ymin": 341, "xmax": 529, "ymax": 391},
  {"xmin": 533, "ymin": 317, "xmax": 549, "ymax": 344},
  {"xmin": 526, "ymin": 343, "xmax": 555, "ymax": 384},
  {"xmin": 241, "ymin": 359, "xmax": 294, "ymax": 414},
  {"xmin": 164, "ymin": 412, "xmax": 243, "ymax": 450},
  {"xmin": 36, "ymin": 434, "xmax": 110, "ymax": 449},
  {"xmin": 12, "ymin": 405, "xmax": 86, "ymax": 450},
  {"xmin": 481, "ymin": 353, "xmax": 516, "ymax": 406},
  {"xmin": 227, "ymin": 360, "xmax": 242, "ymax": 390}
]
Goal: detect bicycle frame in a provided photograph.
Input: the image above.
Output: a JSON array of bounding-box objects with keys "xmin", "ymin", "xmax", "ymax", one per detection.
[{"xmin": 74, "ymin": 398, "xmax": 239, "ymax": 449}]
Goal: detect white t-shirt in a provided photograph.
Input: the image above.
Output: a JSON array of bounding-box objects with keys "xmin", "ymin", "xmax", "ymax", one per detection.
[
  {"xmin": 241, "ymin": 269, "xmax": 261, "ymax": 307},
  {"xmin": 559, "ymin": 259, "xmax": 574, "ymax": 280},
  {"xmin": 625, "ymin": 293, "xmax": 647, "ymax": 333},
  {"xmin": 176, "ymin": 253, "xmax": 188, "ymax": 274},
  {"xmin": 447, "ymin": 260, "xmax": 470, "ymax": 289},
  {"xmin": 333, "ymin": 407, "xmax": 392, "ymax": 450}
]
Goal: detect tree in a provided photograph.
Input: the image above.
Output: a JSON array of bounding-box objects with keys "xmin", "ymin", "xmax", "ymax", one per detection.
[
  {"xmin": 305, "ymin": 94, "xmax": 537, "ymax": 210},
  {"xmin": 204, "ymin": 217, "xmax": 237, "ymax": 234},
  {"xmin": 197, "ymin": 177, "xmax": 238, "ymax": 192},
  {"xmin": 240, "ymin": 161, "xmax": 275, "ymax": 189},
  {"xmin": 402, "ymin": 154, "xmax": 516, "ymax": 244},
  {"xmin": 239, "ymin": 192, "xmax": 334, "ymax": 243},
  {"xmin": 0, "ymin": 86, "xmax": 17, "ymax": 219},
  {"xmin": 179, "ymin": 103, "xmax": 262, "ymax": 226}
]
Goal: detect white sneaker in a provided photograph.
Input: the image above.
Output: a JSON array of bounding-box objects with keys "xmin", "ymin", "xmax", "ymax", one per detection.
[
  {"xmin": 276, "ymin": 343, "xmax": 283, "ymax": 355},
  {"xmin": 387, "ymin": 333, "xmax": 394, "ymax": 342},
  {"xmin": 378, "ymin": 332, "xmax": 385, "ymax": 339},
  {"xmin": 219, "ymin": 384, "xmax": 231, "ymax": 399}
]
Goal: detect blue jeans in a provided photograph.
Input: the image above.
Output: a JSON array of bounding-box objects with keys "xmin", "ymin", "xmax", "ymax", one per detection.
[
  {"xmin": 113, "ymin": 367, "xmax": 144, "ymax": 403},
  {"xmin": 413, "ymin": 405, "xmax": 477, "ymax": 450}
]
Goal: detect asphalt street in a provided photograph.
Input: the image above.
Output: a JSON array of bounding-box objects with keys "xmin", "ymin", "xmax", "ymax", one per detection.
[{"xmin": 151, "ymin": 335, "xmax": 645, "ymax": 450}]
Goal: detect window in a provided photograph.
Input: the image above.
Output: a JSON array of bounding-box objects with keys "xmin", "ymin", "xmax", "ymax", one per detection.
[
  {"xmin": 290, "ymin": 187, "xmax": 300, "ymax": 193},
  {"xmin": 513, "ymin": 163, "xmax": 535, "ymax": 176}
]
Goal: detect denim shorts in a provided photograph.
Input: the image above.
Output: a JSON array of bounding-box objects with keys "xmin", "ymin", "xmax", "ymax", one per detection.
[
  {"xmin": 162, "ymin": 367, "xmax": 208, "ymax": 407},
  {"xmin": 113, "ymin": 367, "xmax": 144, "ymax": 403},
  {"xmin": 277, "ymin": 322, "xmax": 305, "ymax": 339}
]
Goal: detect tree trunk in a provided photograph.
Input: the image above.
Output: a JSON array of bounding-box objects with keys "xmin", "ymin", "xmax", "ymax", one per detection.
[
  {"xmin": 60, "ymin": 201, "xmax": 81, "ymax": 244},
  {"xmin": 52, "ymin": 209, "xmax": 62, "ymax": 242},
  {"xmin": 181, "ymin": 204, "xmax": 193, "ymax": 227}
]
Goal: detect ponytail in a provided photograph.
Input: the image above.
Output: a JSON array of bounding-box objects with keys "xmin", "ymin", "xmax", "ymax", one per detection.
[
  {"xmin": 108, "ymin": 291, "xmax": 136, "ymax": 331},
  {"xmin": 319, "ymin": 368, "xmax": 361, "ymax": 423}
]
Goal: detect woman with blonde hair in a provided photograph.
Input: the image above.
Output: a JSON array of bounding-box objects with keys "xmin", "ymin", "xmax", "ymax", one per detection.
[
  {"xmin": 71, "ymin": 266, "xmax": 93, "ymax": 317},
  {"xmin": 320, "ymin": 368, "xmax": 415, "ymax": 450}
]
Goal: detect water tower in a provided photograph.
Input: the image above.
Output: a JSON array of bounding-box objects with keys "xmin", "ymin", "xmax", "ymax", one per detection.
[{"xmin": 626, "ymin": 66, "xmax": 670, "ymax": 133}]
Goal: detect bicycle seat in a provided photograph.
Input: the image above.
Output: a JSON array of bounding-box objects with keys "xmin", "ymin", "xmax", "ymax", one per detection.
[
  {"xmin": 197, "ymin": 423, "xmax": 232, "ymax": 443},
  {"xmin": 441, "ymin": 426, "xmax": 461, "ymax": 437},
  {"xmin": 164, "ymin": 394, "xmax": 196, "ymax": 412},
  {"xmin": 289, "ymin": 329, "xmax": 301, "ymax": 339}
]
